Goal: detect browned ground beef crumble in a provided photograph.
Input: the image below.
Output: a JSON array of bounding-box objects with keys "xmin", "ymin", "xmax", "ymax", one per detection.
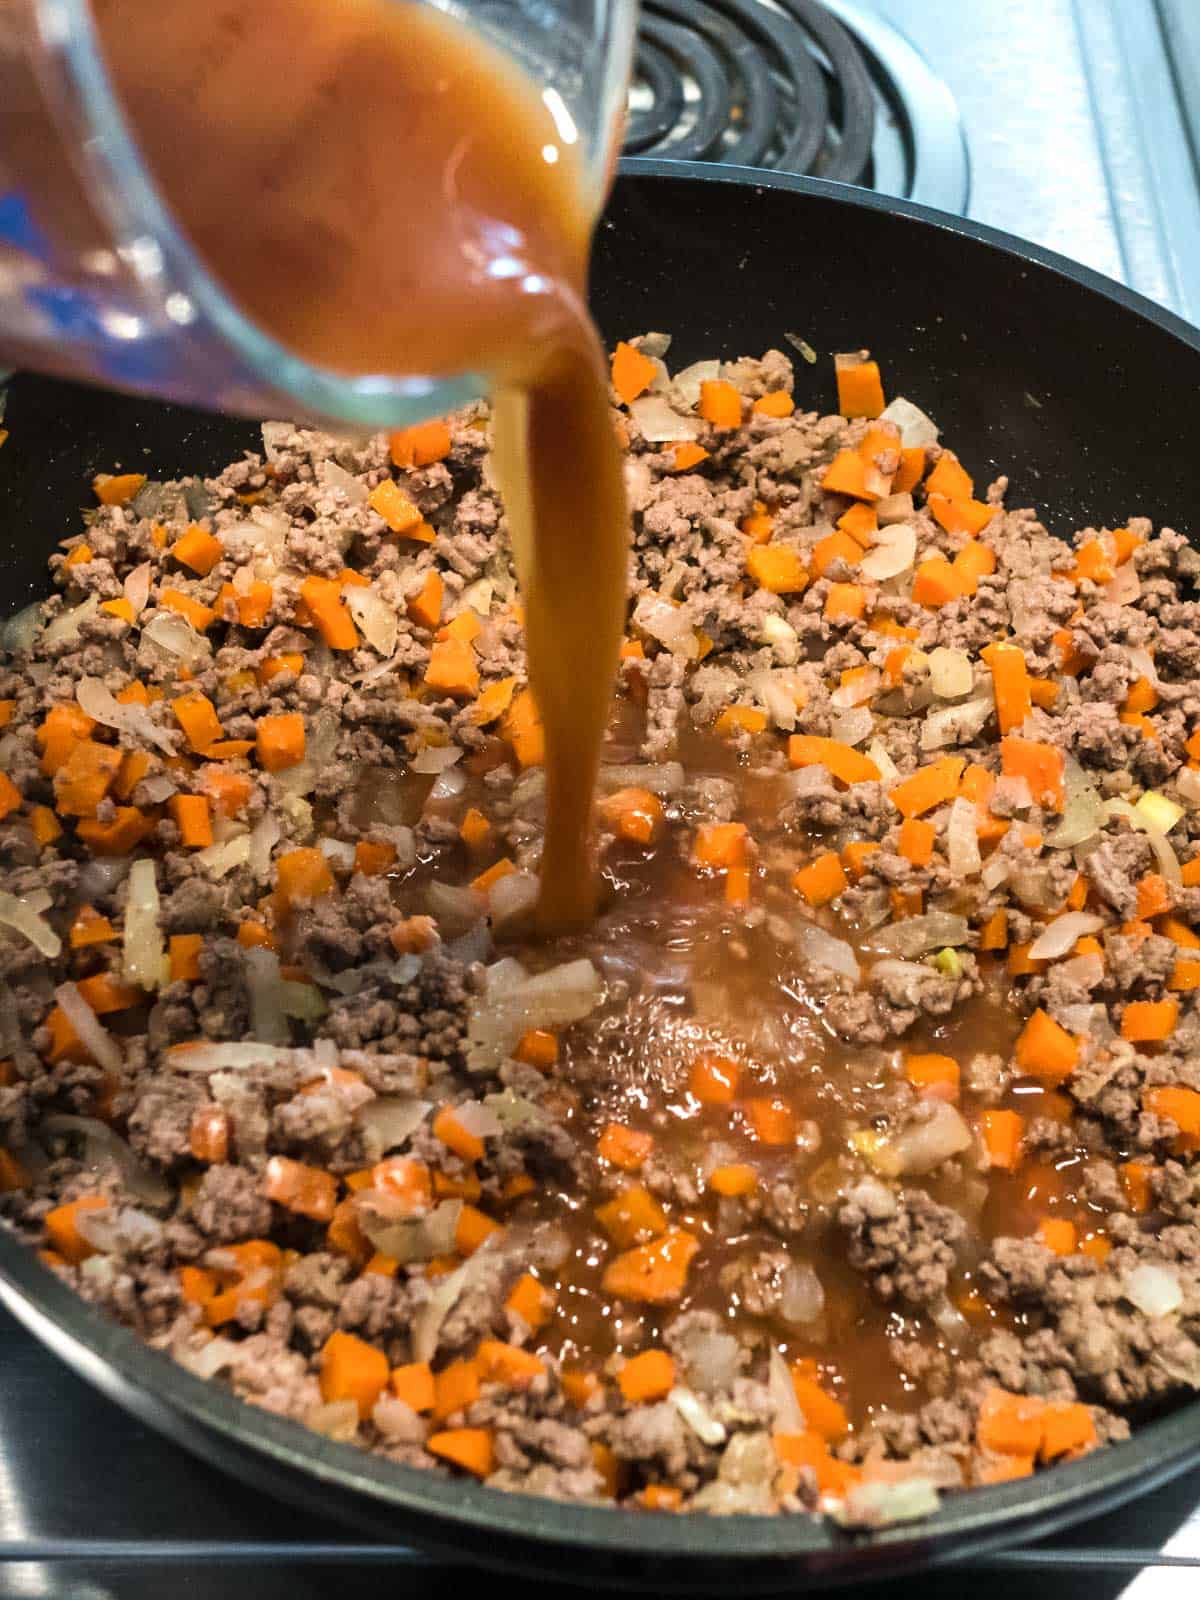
[{"xmin": 0, "ymin": 339, "xmax": 1198, "ymax": 1526}]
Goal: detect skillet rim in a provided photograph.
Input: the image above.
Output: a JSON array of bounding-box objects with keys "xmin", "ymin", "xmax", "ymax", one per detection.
[{"xmin": 1, "ymin": 157, "xmax": 1199, "ymax": 1579}]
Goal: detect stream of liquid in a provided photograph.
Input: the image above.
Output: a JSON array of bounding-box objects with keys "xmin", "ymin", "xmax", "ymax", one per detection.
[{"xmin": 91, "ymin": 0, "xmax": 629, "ymax": 928}]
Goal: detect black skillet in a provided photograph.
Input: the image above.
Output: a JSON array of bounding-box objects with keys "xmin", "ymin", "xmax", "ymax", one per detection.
[{"xmin": 1, "ymin": 161, "xmax": 1199, "ymax": 1588}]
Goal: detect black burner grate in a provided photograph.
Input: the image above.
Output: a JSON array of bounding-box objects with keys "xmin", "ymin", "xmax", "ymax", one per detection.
[{"xmin": 624, "ymin": 0, "xmax": 969, "ymax": 211}]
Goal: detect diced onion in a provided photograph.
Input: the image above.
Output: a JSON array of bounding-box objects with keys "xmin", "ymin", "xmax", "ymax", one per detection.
[
  {"xmin": 321, "ymin": 460, "xmax": 368, "ymax": 505},
  {"xmin": 831, "ymin": 669, "xmax": 879, "ymax": 709},
  {"xmin": 248, "ymin": 812, "xmax": 281, "ymax": 880},
  {"xmin": 413, "ymin": 1258, "xmax": 473, "ymax": 1363},
  {"xmin": 871, "ymin": 913, "xmax": 969, "ymax": 958},
  {"xmin": 1176, "ymin": 769, "xmax": 1200, "ymax": 808},
  {"xmin": 427, "ymin": 880, "xmax": 483, "ymax": 935},
  {"xmin": 947, "ymin": 797, "xmax": 981, "ymax": 878},
  {"xmin": 468, "ymin": 958, "xmax": 602, "ymax": 1072},
  {"xmin": 1029, "ymin": 911, "xmax": 1105, "ymax": 960},
  {"xmin": 795, "ymin": 923, "xmax": 860, "ymax": 984},
  {"xmin": 0, "ymin": 891, "xmax": 61, "ymax": 957},
  {"xmin": 1103, "ymin": 798, "xmax": 1181, "ymax": 884},
  {"xmin": 750, "ymin": 669, "xmax": 806, "ymax": 730},
  {"xmin": 779, "ymin": 1261, "xmax": 825, "ymax": 1325},
  {"xmin": 411, "ymin": 744, "xmax": 462, "ymax": 775},
  {"xmin": 220, "ymin": 509, "xmax": 288, "ymax": 556},
  {"xmin": 673, "ymin": 360, "xmax": 721, "ymax": 409},
  {"xmin": 168, "ymin": 1041, "xmax": 299, "ymax": 1072},
  {"xmin": 489, "ymin": 870, "xmax": 539, "ymax": 925},
  {"xmin": 123, "ymin": 563, "xmax": 152, "ymax": 616},
  {"xmin": 318, "ymin": 837, "xmax": 356, "ymax": 871},
  {"xmin": 195, "ymin": 833, "xmax": 252, "ymax": 879},
  {"xmin": 629, "ymin": 395, "xmax": 702, "ymax": 443},
  {"xmin": 1127, "ymin": 646, "xmax": 1159, "ymax": 685},
  {"xmin": 2, "ymin": 602, "xmax": 43, "ymax": 653},
  {"xmin": 344, "ymin": 585, "xmax": 398, "ymax": 657},
  {"xmin": 920, "ymin": 696, "xmax": 993, "ymax": 751},
  {"xmin": 357, "ymin": 1097, "xmax": 431, "ymax": 1156},
  {"xmin": 178, "ymin": 1335, "xmax": 241, "ymax": 1379},
  {"xmin": 928, "ymin": 648, "xmax": 973, "ymax": 700},
  {"xmin": 929, "ymin": 1295, "xmax": 970, "ymax": 1343},
  {"xmin": 830, "ymin": 707, "xmax": 873, "ymax": 747},
  {"xmin": 761, "ymin": 612, "xmax": 800, "ymax": 665},
  {"xmin": 669, "ymin": 1387, "xmax": 727, "ymax": 1446},
  {"xmin": 866, "ymin": 739, "xmax": 900, "ymax": 784},
  {"xmin": 43, "ymin": 594, "xmax": 100, "ymax": 649},
  {"xmin": 993, "ymin": 775, "xmax": 1033, "ymax": 812},
  {"xmin": 122, "ymin": 858, "xmax": 166, "ymax": 989},
  {"xmin": 768, "ymin": 1345, "xmax": 805, "ymax": 1432},
  {"xmin": 142, "ymin": 610, "xmax": 211, "ymax": 664},
  {"xmin": 1047, "ymin": 757, "xmax": 1103, "ymax": 848},
  {"xmin": 77, "ymin": 676, "xmax": 175, "ymax": 754},
  {"xmin": 784, "ymin": 764, "xmax": 832, "ymax": 798},
  {"xmin": 1135, "ymin": 790, "xmax": 1184, "ymax": 835},
  {"xmin": 1105, "ymin": 565, "xmax": 1141, "ymax": 605},
  {"xmin": 875, "ymin": 492, "xmax": 914, "ymax": 526},
  {"xmin": 833, "ymin": 1479, "xmax": 941, "ymax": 1526},
  {"xmin": 305, "ymin": 1400, "xmax": 359, "ymax": 1442},
  {"xmin": 53, "ymin": 982, "xmax": 123, "ymax": 1073},
  {"xmin": 889, "ymin": 1100, "xmax": 971, "ymax": 1175},
  {"xmin": 1123, "ymin": 1263, "xmax": 1182, "ymax": 1317},
  {"xmin": 42, "ymin": 1113, "xmax": 170, "ymax": 1204},
  {"xmin": 244, "ymin": 948, "xmax": 288, "ymax": 1045},
  {"xmin": 860, "ymin": 523, "xmax": 916, "ymax": 581},
  {"xmin": 632, "ymin": 592, "xmax": 699, "ymax": 658},
  {"xmin": 879, "ymin": 397, "xmax": 939, "ymax": 448},
  {"xmin": 599, "ymin": 762, "xmax": 685, "ymax": 796},
  {"xmin": 76, "ymin": 1204, "xmax": 163, "ymax": 1255}
]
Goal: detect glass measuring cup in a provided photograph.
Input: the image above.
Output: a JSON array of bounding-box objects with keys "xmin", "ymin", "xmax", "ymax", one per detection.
[{"xmin": 0, "ymin": 0, "xmax": 636, "ymax": 427}]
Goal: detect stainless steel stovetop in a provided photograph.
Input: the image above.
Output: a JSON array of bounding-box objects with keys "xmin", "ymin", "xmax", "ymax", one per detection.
[{"xmin": 4, "ymin": 0, "xmax": 1200, "ymax": 1592}]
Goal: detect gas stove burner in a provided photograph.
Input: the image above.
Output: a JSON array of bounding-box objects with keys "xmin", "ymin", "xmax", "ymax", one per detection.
[{"xmin": 624, "ymin": 0, "xmax": 969, "ymax": 214}]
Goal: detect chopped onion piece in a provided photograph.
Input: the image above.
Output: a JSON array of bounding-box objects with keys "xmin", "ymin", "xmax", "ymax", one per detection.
[
  {"xmin": 599, "ymin": 762, "xmax": 685, "ymax": 796},
  {"xmin": 1176, "ymin": 768, "xmax": 1200, "ymax": 808},
  {"xmin": 1135, "ymin": 790, "xmax": 1184, "ymax": 835},
  {"xmin": 795, "ymin": 923, "xmax": 860, "ymax": 984},
  {"xmin": 947, "ymin": 797, "xmax": 981, "ymax": 878},
  {"xmin": 875, "ymin": 492, "xmax": 914, "ymax": 526},
  {"xmin": 673, "ymin": 359, "xmax": 721, "ymax": 408},
  {"xmin": 833, "ymin": 1478, "xmax": 940, "ymax": 1526},
  {"xmin": 879, "ymin": 397, "xmax": 940, "ymax": 448},
  {"xmin": 0, "ymin": 891, "xmax": 61, "ymax": 957},
  {"xmin": 768, "ymin": 1345, "xmax": 805, "ymax": 1432},
  {"xmin": 1127, "ymin": 645, "xmax": 1159, "ymax": 685},
  {"xmin": 830, "ymin": 707, "xmax": 873, "ymax": 747},
  {"xmin": 248, "ymin": 811, "xmax": 281, "ymax": 880},
  {"xmin": 889, "ymin": 1100, "xmax": 972, "ymax": 1175},
  {"xmin": 123, "ymin": 563, "xmax": 152, "ymax": 616},
  {"xmin": 305, "ymin": 1400, "xmax": 359, "ymax": 1442},
  {"xmin": 779, "ymin": 1261, "xmax": 825, "ymax": 1325},
  {"xmin": 428, "ymin": 765, "xmax": 467, "ymax": 804},
  {"xmin": 629, "ymin": 395, "xmax": 702, "ymax": 443},
  {"xmin": 489, "ymin": 870, "xmax": 539, "ymax": 925},
  {"xmin": 670, "ymin": 1387, "xmax": 727, "ymax": 1446},
  {"xmin": 761, "ymin": 612, "xmax": 800, "ymax": 664},
  {"xmin": 468, "ymin": 958, "xmax": 602, "ymax": 1072},
  {"xmin": 866, "ymin": 739, "xmax": 900, "ymax": 784},
  {"xmin": 261, "ymin": 421, "xmax": 292, "ymax": 463},
  {"xmin": 178, "ymin": 1335, "xmax": 240, "ymax": 1379},
  {"xmin": 831, "ymin": 668, "xmax": 880, "ymax": 708},
  {"xmin": 860, "ymin": 523, "xmax": 916, "ymax": 581},
  {"xmin": 411, "ymin": 744, "xmax": 462, "ymax": 775},
  {"xmin": 412, "ymin": 1258, "xmax": 473, "ymax": 1363},
  {"xmin": 427, "ymin": 880, "xmax": 483, "ymax": 935},
  {"xmin": 871, "ymin": 913, "xmax": 969, "ymax": 958},
  {"xmin": 195, "ymin": 833, "xmax": 252, "ymax": 879},
  {"xmin": 168, "ymin": 1041, "xmax": 299, "ymax": 1072},
  {"xmin": 1103, "ymin": 798, "xmax": 1181, "ymax": 884},
  {"xmin": 1124, "ymin": 1263, "xmax": 1182, "ymax": 1317},
  {"xmin": 344, "ymin": 585, "xmax": 398, "ymax": 657},
  {"xmin": 321, "ymin": 459, "xmax": 368, "ymax": 504},
  {"xmin": 43, "ymin": 593, "xmax": 100, "ymax": 650},
  {"xmin": 244, "ymin": 948, "xmax": 288, "ymax": 1045},
  {"xmin": 993, "ymin": 775, "xmax": 1033, "ymax": 812},
  {"xmin": 54, "ymin": 984, "xmax": 124, "ymax": 1073},
  {"xmin": 318, "ymin": 837, "xmax": 356, "ymax": 871},
  {"xmin": 1047, "ymin": 758, "xmax": 1103, "ymax": 847},
  {"xmin": 452, "ymin": 1100, "xmax": 502, "ymax": 1140},
  {"xmin": 920, "ymin": 696, "xmax": 993, "ymax": 751},
  {"xmin": 1105, "ymin": 564, "xmax": 1141, "ymax": 605},
  {"xmin": 2, "ymin": 602, "xmax": 43, "ymax": 654},
  {"xmin": 42, "ymin": 1113, "xmax": 170, "ymax": 1204},
  {"xmin": 750, "ymin": 668, "xmax": 806, "ymax": 730},
  {"xmin": 1029, "ymin": 912, "xmax": 1105, "ymax": 960},
  {"xmin": 77, "ymin": 676, "xmax": 175, "ymax": 754},
  {"xmin": 928, "ymin": 648, "xmax": 973, "ymax": 700},
  {"xmin": 142, "ymin": 610, "xmax": 211, "ymax": 664},
  {"xmin": 123, "ymin": 858, "xmax": 167, "ymax": 989},
  {"xmin": 632, "ymin": 592, "xmax": 699, "ymax": 658}
]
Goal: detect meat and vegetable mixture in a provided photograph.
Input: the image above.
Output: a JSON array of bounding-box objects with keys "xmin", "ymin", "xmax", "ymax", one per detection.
[{"xmin": 1, "ymin": 338, "xmax": 1199, "ymax": 1525}]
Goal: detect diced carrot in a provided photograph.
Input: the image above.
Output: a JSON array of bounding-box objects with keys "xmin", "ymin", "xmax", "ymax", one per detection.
[
  {"xmin": 428, "ymin": 1427, "xmax": 494, "ymax": 1478},
  {"xmin": 1142, "ymin": 1085, "xmax": 1200, "ymax": 1135},
  {"xmin": 255, "ymin": 712, "xmax": 306, "ymax": 774},
  {"xmin": 835, "ymin": 355, "xmax": 885, "ymax": 419},
  {"xmin": 982, "ymin": 643, "xmax": 1032, "ymax": 736},
  {"xmin": 889, "ymin": 756, "xmax": 964, "ymax": 819},
  {"xmin": 438, "ymin": 610, "xmax": 482, "ymax": 646},
  {"xmin": 824, "ymin": 582, "xmax": 866, "ymax": 622},
  {"xmin": 1072, "ymin": 540, "xmax": 1113, "ymax": 585},
  {"xmin": 694, "ymin": 821, "xmax": 748, "ymax": 870},
  {"xmin": 977, "ymin": 1388, "xmax": 1045, "ymax": 1456},
  {"xmin": 1080, "ymin": 1232, "xmax": 1111, "ymax": 1262},
  {"xmin": 31, "ymin": 806, "xmax": 63, "ymax": 846},
  {"xmin": 912, "ymin": 555, "xmax": 968, "ymax": 608},
  {"xmin": 640, "ymin": 1485, "xmax": 683, "ymax": 1512},
  {"xmin": 455, "ymin": 1205, "xmax": 503, "ymax": 1257},
  {"xmin": 689, "ymin": 1053, "xmax": 739, "ymax": 1105},
  {"xmin": 669, "ymin": 441, "xmax": 710, "ymax": 473},
  {"xmin": 598, "ymin": 1123, "xmax": 654, "ymax": 1172},
  {"xmin": 746, "ymin": 544, "xmax": 807, "ymax": 594},
  {"xmin": 54, "ymin": 740, "xmax": 121, "ymax": 817},
  {"xmin": 811, "ymin": 530, "xmax": 863, "ymax": 579},
  {"xmin": 618, "ymin": 1349, "xmax": 675, "ymax": 1403},
  {"xmin": 514, "ymin": 1028, "xmax": 558, "ymax": 1069},
  {"xmin": 978, "ymin": 908, "xmax": 1008, "ymax": 952},
  {"xmin": 898, "ymin": 817, "xmax": 936, "ymax": 867},
  {"xmin": 188, "ymin": 1104, "xmax": 228, "ymax": 1164},
  {"xmin": 713, "ymin": 705, "xmax": 768, "ymax": 738},
  {"xmin": 1001, "ymin": 736, "xmax": 1065, "ymax": 812},
  {"xmin": 405, "ymin": 570, "xmax": 445, "ymax": 632},
  {"xmin": 926, "ymin": 452, "xmax": 974, "ymax": 499},
  {"xmin": 1134, "ymin": 873, "xmax": 1171, "ymax": 921},
  {"xmin": 1120, "ymin": 1160, "xmax": 1152, "ymax": 1213},
  {"xmin": 93, "ymin": 472, "xmax": 146, "ymax": 505},
  {"xmin": 505, "ymin": 1273, "xmax": 555, "ymax": 1332},
  {"xmin": 433, "ymin": 1105, "xmax": 485, "ymax": 1163},
  {"xmin": 470, "ymin": 857, "xmax": 516, "ymax": 895},
  {"xmin": 821, "ymin": 448, "xmax": 875, "ymax": 501},
  {"xmin": 601, "ymin": 1229, "xmax": 699, "ymax": 1304},
  {"xmin": 1169, "ymin": 959, "xmax": 1200, "ymax": 992},
  {"xmin": 610, "ymin": 341, "xmax": 659, "ymax": 405},
  {"xmin": 745, "ymin": 1096, "xmax": 796, "ymax": 1146},
  {"xmin": 69, "ymin": 906, "xmax": 115, "ymax": 948},
  {"xmin": 1121, "ymin": 998, "xmax": 1178, "ymax": 1042},
  {"xmin": 982, "ymin": 1108, "xmax": 1024, "ymax": 1171},
  {"xmin": 792, "ymin": 851, "xmax": 847, "ymax": 906},
  {"xmin": 432, "ymin": 1165, "xmax": 481, "ymax": 1203},
  {"xmin": 747, "ymin": 390, "xmax": 792, "ymax": 420},
  {"xmin": 368, "ymin": 478, "xmax": 422, "ymax": 535},
  {"xmin": 74, "ymin": 973, "xmax": 139, "ymax": 1014},
  {"xmin": 168, "ymin": 793, "xmax": 213, "ymax": 849},
  {"xmin": 708, "ymin": 1163, "xmax": 757, "ymax": 1197},
  {"xmin": 1028, "ymin": 678, "xmax": 1059, "ymax": 710},
  {"xmin": 595, "ymin": 1185, "xmax": 667, "ymax": 1249},
  {"xmin": 390, "ymin": 1362, "xmax": 435, "ymax": 1412},
  {"xmin": 350, "ymin": 839, "xmax": 395, "ymax": 879},
  {"xmin": 0, "ymin": 770, "xmax": 21, "ymax": 822},
  {"xmin": 237, "ymin": 920, "xmax": 274, "ymax": 951},
  {"xmin": 77, "ymin": 807, "xmax": 154, "ymax": 855},
  {"xmin": 298, "ymin": 575, "xmax": 358, "ymax": 650},
  {"xmin": 372, "ymin": 1155, "xmax": 433, "ymax": 1216},
  {"xmin": 159, "ymin": 588, "xmax": 214, "ymax": 632},
  {"xmin": 43, "ymin": 1196, "xmax": 107, "ymax": 1264},
  {"xmin": 788, "ymin": 735, "xmax": 880, "ymax": 787},
  {"xmin": 599, "ymin": 786, "xmax": 664, "ymax": 844},
  {"xmin": 274, "ymin": 847, "xmax": 334, "ymax": 908},
  {"xmin": 1014, "ymin": 1009, "xmax": 1079, "ymax": 1083},
  {"xmin": 389, "ymin": 420, "xmax": 452, "ymax": 469},
  {"xmin": 791, "ymin": 1372, "xmax": 849, "ymax": 1441},
  {"xmin": 423, "ymin": 638, "xmax": 479, "ymax": 699},
  {"xmin": 388, "ymin": 916, "xmax": 437, "ymax": 955},
  {"xmin": 906, "ymin": 1053, "xmax": 960, "ymax": 1101},
  {"xmin": 197, "ymin": 767, "xmax": 250, "ymax": 820},
  {"xmin": 180, "ymin": 1264, "xmax": 217, "ymax": 1307},
  {"xmin": 476, "ymin": 1339, "xmax": 545, "ymax": 1391},
  {"xmin": 1039, "ymin": 1402, "xmax": 1096, "ymax": 1461},
  {"xmin": 172, "ymin": 691, "xmax": 223, "ymax": 753},
  {"xmin": 263, "ymin": 1155, "xmax": 336, "ymax": 1222},
  {"xmin": 837, "ymin": 501, "xmax": 878, "ymax": 547},
  {"xmin": 725, "ymin": 864, "xmax": 751, "ymax": 905},
  {"xmin": 929, "ymin": 495, "xmax": 996, "ymax": 537},
  {"xmin": 64, "ymin": 543, "xmax": 93, "ymax": 568},
  {"xmin": 773, "ymin": 1431, "xmax": 861, "ymax": 1495},
  {"xmin": 893, "ymin": 446, "xmax": 925, "ymax": 494},
  {"xmin": 697, "ymin": 379, "xmax": 742, "ymax": 429},
  {"xmin": 168, "ymin": 933, "xmax": 203, "ymax": 984},
  {"xmin": 171, "ymin": 525, "xmax": 223, "ymax": 576},
  {"xmin": 842, "ymin": 840, "xmax": 881, "ymax": 879},
  {"xmin": 1038, "ymin": 1217, "xmax": 1077, "ymax": 1256}
]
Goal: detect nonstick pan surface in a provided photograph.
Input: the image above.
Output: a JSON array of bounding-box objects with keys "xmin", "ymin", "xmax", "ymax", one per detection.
[{"xmin": 1, "ymin": 161, "xmax": 1199, "ymax": 1587}]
